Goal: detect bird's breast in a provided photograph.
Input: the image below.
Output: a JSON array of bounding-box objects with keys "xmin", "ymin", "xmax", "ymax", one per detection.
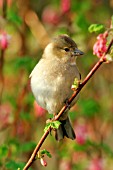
[{"xmin": 30, "ymin": 58, "xmax": 80, "ymax": 113}]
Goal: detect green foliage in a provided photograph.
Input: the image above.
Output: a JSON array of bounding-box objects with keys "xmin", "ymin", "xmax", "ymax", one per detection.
[
  {"xmin": 20, "ymin": 112, "xmax": 32, "ymax": 121},
  {"xmin": 14, "ymin": 56, "xmax": 37, "ymax": 73},
  {"xmin": 76, "ymin": 13, "xmax": 90, "ymax": 31},
  {"xmin": 0, "ymin": 144, "xmax": 8, "ymax": 159},
  {"xmin": 88, "ymin": 24, "xmax": 105, "ymax": 33},
  {"xmin": 78, "ymin": 98, "xmax": 100, "ymax": 117},
  {"xmin": 7, "ymin": 9, "xmax": 22, "ymax": 26},
  {"xmin": 44, "ymin": 121, "xmax": 61, "ymax": 132},
  {"xmin": 20, "ymin": 141, "xmax": 36, "ymax": 152},
  {"xmin": 5, "ymin": 160, "xmax": 25, "ymax": 170},
  {"xmin": 72, "ymin": 0, "xmax": 91, "ymax": 12},
  {"xmin": 73, "ymin": 142, "xmax": 88, "ymax": 152},
  {"xmin": 40, "ymin": 149, "xmax": 52, "ymax": 158}
]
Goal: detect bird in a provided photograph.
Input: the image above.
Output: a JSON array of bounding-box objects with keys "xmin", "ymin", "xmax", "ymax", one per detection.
[{"xmin": 30, "ymin": 34, "xmax": 84, "ymax": 141}]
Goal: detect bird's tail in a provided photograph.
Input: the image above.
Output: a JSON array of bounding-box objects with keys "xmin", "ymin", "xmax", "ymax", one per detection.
[{"xmin": 55, "ymin": 116, "xmax": 76, "ymax": 141}]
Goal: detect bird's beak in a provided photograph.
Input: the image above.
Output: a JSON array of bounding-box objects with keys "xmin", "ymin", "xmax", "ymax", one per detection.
[{"xmin": 73, "ymin": 48, "xmax": 84, "ymax": 56}]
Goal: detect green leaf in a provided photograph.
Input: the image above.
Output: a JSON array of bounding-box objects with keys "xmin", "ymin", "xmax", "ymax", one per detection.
[
  {"xmin": 88, "ymin": 24, "xmax": 105, "ymax": 33},
  {"xmin": 44, "ymin": 122, "xmax": 51, "ymax": 132},
  {"xmin": 0, "ymin": 144, "xmax": 8, "ymax": 158},
  {"xmin": 41, "ymin": 149, "xmax": 52, "ymax": 158},
  {"xmin": 44, "ymin": 121, "xmax": 61, "ymax": 133},
  {"xmin": 52, "ymin": 120, "xmax": 61, "ymax": 129}
]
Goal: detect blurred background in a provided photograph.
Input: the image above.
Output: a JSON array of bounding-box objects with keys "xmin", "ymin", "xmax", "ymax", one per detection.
[{"xmin": 0, "ymin": 0, "xmax": 113, "ymax": 170}]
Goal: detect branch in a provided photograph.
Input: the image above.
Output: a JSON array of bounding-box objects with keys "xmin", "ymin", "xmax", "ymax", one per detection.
[{"xmin": 23, "ymin": 38, "xmax": 113, "ymax": 170}]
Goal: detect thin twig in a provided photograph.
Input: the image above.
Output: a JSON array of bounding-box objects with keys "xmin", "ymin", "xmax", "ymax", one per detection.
[{"xmin": 23, "ymin": 38, "xmax": 113, "ymax": 170}]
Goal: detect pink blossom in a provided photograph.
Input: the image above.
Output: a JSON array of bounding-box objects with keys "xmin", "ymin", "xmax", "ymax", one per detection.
[
  {"xmin": 75, "ymin": 124, "xmax": 87, "ymax": 145},
  {"xmin": 0, "ymin": 32, "xmax": 10, "ymax": 50},
  {"xmin": 61, "ymin": 0, "xmax": 71, "ymax": 13},
  {"xmin": 88, "ymin": 158, "xmax": 104, "ymax": 170},
  {"xmin": 42, "ymin": 7, "xmax": 60, "ymax": 25},
  {"xmin": 34, "ymin": 101, "xmax": 47, "ymax": 118},
  {"xmin": 40, "ymin": 158, "xmax": 47, "ymax": 167},
  {"xmin": 93, "ymin": 32, "xmax": 108, "ymax": 58}
]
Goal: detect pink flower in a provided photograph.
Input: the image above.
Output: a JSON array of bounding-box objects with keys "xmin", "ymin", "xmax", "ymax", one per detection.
[
  {"xmin": 61, "ymin": 0, "xmax": 71, "ymax": 13},
  {"xmin": 88, "ymin": 158, "xmax": 104, "ymax": 170},
  {"xmin": 0, "ymin": 32, "xmax": 10, "ymax": 50},
  {"xmin": 93, "ymin": 32, "xmax": 108, "ymax": 58},
  {"xmin": 34, "ymin": 101, "xmax": 47, "ymax": 118},
  {"xmin": 75, "ymin": 124, "xmax": 87, "ymax": 145},
  {"xmin": 42, "ymin": 7, "xmax": 60, "ymax": 25},
  {"xmin": 40, "ymin": 158, "xmax": 47, "ymax": 167}
]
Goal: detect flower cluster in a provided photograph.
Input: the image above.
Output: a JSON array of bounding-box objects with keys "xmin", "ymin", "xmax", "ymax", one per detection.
[{"xmin": 93, "ymin": 32, "xmax": 108, "ymax": 58}]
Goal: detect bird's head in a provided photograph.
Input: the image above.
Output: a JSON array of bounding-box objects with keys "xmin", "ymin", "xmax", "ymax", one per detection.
[{"xmin": 43, "ymin": 34, "xmax": 84, "ymax": 64}]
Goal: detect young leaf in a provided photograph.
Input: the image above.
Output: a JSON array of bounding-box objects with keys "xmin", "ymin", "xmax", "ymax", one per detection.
[
  {"xmin": 51, "ymin": 120, "xmax": 61, "ymax": 129},
  {"xmin": 44, "ymin": 121, "xmax": 61, "ymax": 132},
  {"xmin": 41, "ymin": 149, "xmax": 52, "ymax": 158},
  {"xmin": 88, "ymin": 24, "xmax": 105, "ymax": 33},
  {"xmin": 44, "ymin": 122, "xmax": 51, "ymax": 132},
  {"xmin": 72, "ymin": 78, "xmax": 80, "ymax": 90}
]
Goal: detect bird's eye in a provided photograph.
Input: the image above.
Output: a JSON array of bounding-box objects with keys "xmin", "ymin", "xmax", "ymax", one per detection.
[{"xmin": 64, "ymin": 48, "xmax": 70, "ymax": 52}]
